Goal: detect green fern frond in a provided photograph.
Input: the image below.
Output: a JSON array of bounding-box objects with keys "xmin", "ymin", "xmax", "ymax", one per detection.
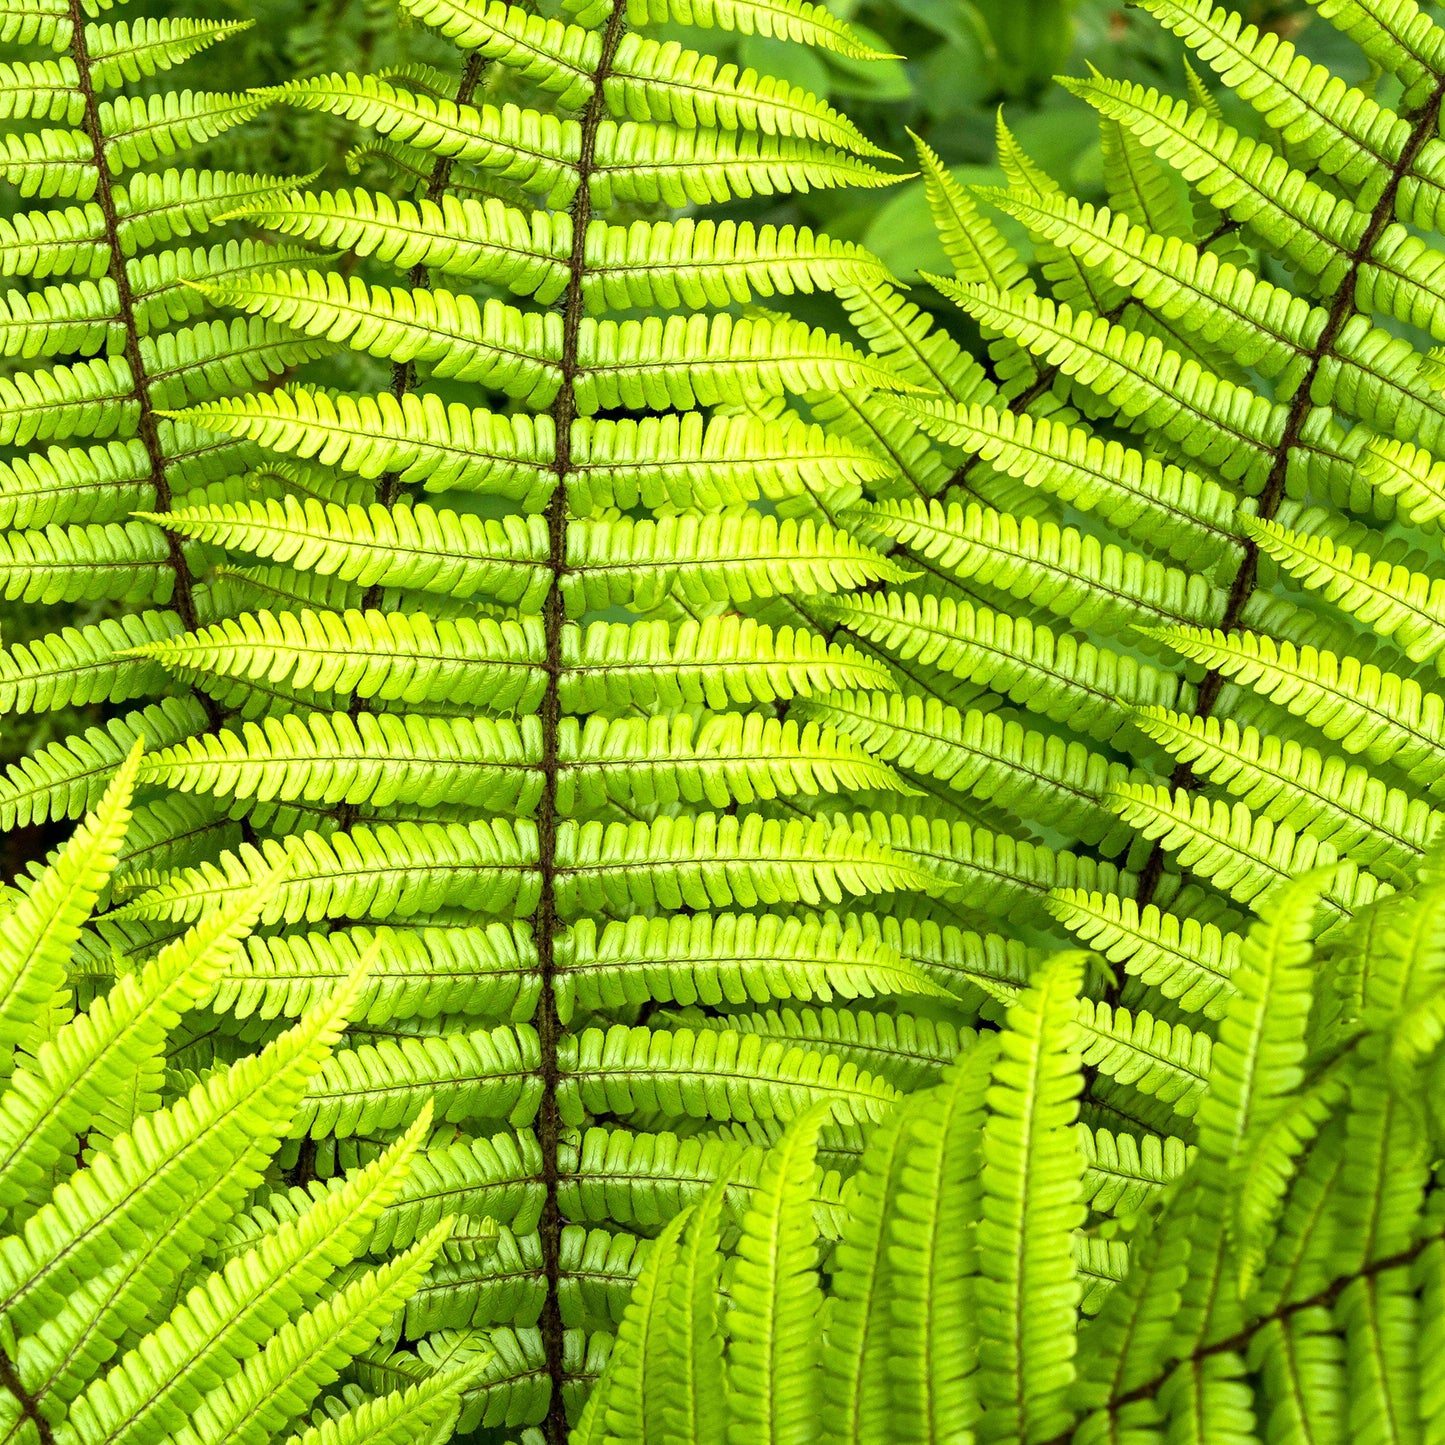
[
  {"xmin": 976, "ymin": 954, "xmax": 1086, "ymax": 1443},
  {"xmin": 894, "ymin": 397, "xmax": 1243, "ymax": 569},
  {"xmin": 1153, "ymin": 625, "xmax": 1445, "ymax": 795}
]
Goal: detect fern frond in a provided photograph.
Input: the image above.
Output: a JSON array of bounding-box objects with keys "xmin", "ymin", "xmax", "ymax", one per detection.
[
  {"xmin": 0, "ymin": 610, "xmax": 180, "ymax": 714},
  {"xmin": 830, "ymin": 590, "xmax": 1192, "ymax": 743},
  {"xmin": 886, "ymin": 1039, "xmax": 1000, "ymax": 1441},
  {"xmin": 1074, "ymin": 997, "xmax": 1212, "ymax": 1116},
  {"xmin": 858, "ymin": 496, "xmax": 1224, "ymax": 635},
  {"xmin": 555, "ymin": 812, "xmax": 942, "ymax": 914},
  {"xmin": 895, "ymin": 397, "xmax": 1242, "ymax": 569},
  {"xmin": 0, "ymin": 741, "xmax": 140, "ymax": 1066},
  {"xmin": 556, "ymin": 910, "xmax": 947, "ymax": 1022},
  {"xmin": 561, "ymin": 617, "xmax": 895, "ymax": 711},
  {"xmin": 0, "ymin": 695, "xmax": 207, "ymax": 829},
  {"xmin": 799, "ymin": 689, "xmax": 1135, "ymax": 850},
  {"xmin": 151, "ymin": 497, "xmax": 550, "ymax": 607},
  {"xmin": 170, "ymin": 386, "xmax": 556, "ymax": 500},
  {"xmin": 616, "ymin": 0, "xmax": 891, "ymax": 56},
  {"xmin": 1153, "ymin": 625, "xmax": 1445, "ymax": 797},
  {"xmin": 1048, "ymin": 888, "xmax": 1240, "ymax": 1018},
  {"xmin": 1107, "ymin": 781, "xmax": 1382, "ymax": 919},
  {"xmin": 86, "ymin": 18, "xmax": 255, "ymax": 88},
  {"xmin": 561, "ymin": 1024, "xmax": 899, "ymax": 1127},
  {"xmin": 214, "ymin": 921, "xmax": 538, "ymax": 1026},
  {"xmin": 976, "ymin": 954, "xmax": 1086, "ymax": 1444},
  {"xmin": 563, "ymin": 511, "xmax": 909, "ymax": 611},
  {"xmin": 1246, "ymin": 515, "xmax": 1445, "ymax": 668},
  {"xmin": 114, "ymin": 818, "xmax": 539, "ymax": 926},
  {"xmin": 136, "ymin": 607, "xmax": 547, "ymax": 712},
  {"xmin": 1134, "ymin": 704, "xmax": 1442, "ymax": 880},
  {"xmin": 723, "ymin": 1103, "xmax": 829, "ymax": 1445}
]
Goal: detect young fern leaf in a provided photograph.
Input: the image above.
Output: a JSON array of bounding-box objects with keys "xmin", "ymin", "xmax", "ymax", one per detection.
[
  {"xmin": 0, "ymin": 785, "xmax": 484, "ymax": 1445},
  {"xmin": 724, "ymin": 1102, "xmax": 831, "ymax": 1445},
  {"xmin": 0, "ymin": 739, "xmax": 140, "ymax": 1066},
  {"xmin": 976, "ymin": 954, "xmax": 1087, "ymax": 1444}
]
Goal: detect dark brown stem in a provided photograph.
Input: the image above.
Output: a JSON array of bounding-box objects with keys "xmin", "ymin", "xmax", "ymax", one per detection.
[
  {"xmin": 67, "ymin": 0, "xmax": 212, "ymax": 709},
  {"xmin": 1120, "ymin": 77, "xmax": 1445, "ymax": 937},
  {"xmin": 1043, "ymin": 86, "xmax": 1445, "ymax": 1440},
  {"xmin": 535, "ymin": 9, "xmax": 627, "ymax": 1440},
  {"xmin": 1037, "ymin": 1215, "xmax": 1441, "ymax": 1445}
]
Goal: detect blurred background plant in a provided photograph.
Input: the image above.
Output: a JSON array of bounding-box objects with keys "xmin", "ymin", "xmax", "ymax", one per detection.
[{"xmin": 0, "ymin": 0, "xmax": 1343, "ymax": 873}]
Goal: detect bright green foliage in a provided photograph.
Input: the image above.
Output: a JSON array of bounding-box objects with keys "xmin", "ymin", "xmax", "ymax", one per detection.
[
  {"xmin": 13, "ymin": 0, "xmax": 1445, "ymax": 1436},
  {"xmin": 590, "ymin": 859, "xmax": 1445, "ymax": 1445},
  {"xmin": 746, "ymin": 0, "xmax": 1445, "ymax": 1375},
  {"xmin": 564, "ymin": 0, "xmax": 1445, "ymax": 1432},
  {"xmin": 0, "ymin": 0, "xmax": 987, "ymax": 1440},
  {"xmin": 0, "ymin": 767, "xmax": 487, "ymax": 1445},
  {"xmin": 0, "ymin": 0, "xmax": 327, "ymax": 819}
]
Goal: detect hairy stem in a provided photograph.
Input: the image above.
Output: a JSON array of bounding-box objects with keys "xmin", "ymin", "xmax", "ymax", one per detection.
[
  {"xmin": 67, "ymin": 0, "xmax": 210, "ymax": 689},
  {"xmin": 535, "ymin": 7, "xmax": 627, "ymax": 1439},
  {"xmin": 1123, "ymin": 77, "xmax": 1445, "ymax": 925}
]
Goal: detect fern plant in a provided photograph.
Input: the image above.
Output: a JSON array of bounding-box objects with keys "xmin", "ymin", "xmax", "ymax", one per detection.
[
  {"xmin": 0, "ymin": 0, "xmax": 995, "ymax": 1439},
  {"xmin": 584, "ymin": 850, "xmax": 1445, "ymax": 1445},
  {"xmin": 0, "ymin": 744, "xmax": 492, "ymax": 1445},
  {"xmin": 0, "ymin": 0, "xmax": 330, "ymax": 852},
  {"xmin": 700, "ymin": 0, "xmax": 1445, "ymax": 1190},
  {"xmin": 574, "ymin": 0, "xmax": 1445, "ymax": 1432}
]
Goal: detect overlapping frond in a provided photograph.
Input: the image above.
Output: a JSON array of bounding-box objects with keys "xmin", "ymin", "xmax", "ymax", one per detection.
[{"xmin": 19, "ymin": 2, "xmax": 959, "ymax": 1438}]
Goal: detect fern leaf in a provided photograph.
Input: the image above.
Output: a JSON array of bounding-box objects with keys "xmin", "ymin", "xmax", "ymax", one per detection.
[
  {"xmin": 0, "ymin": 740, "xmax": 140, "ymax": 1066},
  {"xmin": 888, "ymin": 1039, "xmax": 1001, "ymax": 1442},
  {"xmin": 228, "ymin": 186, "xmax": 573, "ymax": 298},
  {"xmin": 85, "ymin": 18, "xmax": 254, "ymax": 88},
  {"xmin": 894, "ymin": 397, "xmax": 1242, "ymax": 569},
  {"xmin": 1154, "ymin": 625, "xmax": 1445, "ymax": 798},
  {"xmin": 976, "ymin": 953, "xmax": 1086, "ymax": 1444},
  {"xmin": 554, "ymin": 812, "xmax": 943, "ymax": 914},
  {"xmin": 830, "ymin": 591, "xmax": 1192, "ymax": 743},
  {"xmin": 799, "ymin": 689, "xmax": 1135, "ymax": 850},
  {"xmin": 134, "ymin": 608, "xmax": 547, "ymax": 713},
  {"xmin": 113, "ymin": 818, "xmax": 539, "ymax": 926},
  {"xmin": 1246, "ymin": 516, "xmax": 1445, "ymax": 668},
  {"xmin": 0, "ymin": 696, "xmax": 208, "ymax": 829},
  {"xmin": 560, "ymin": 1024, "xmax": 899, "ymax": 1127},
  {"xmin": 914, "ymin": 131, "xmax": 1028, "ymax": 291},
  {"xmin": 618, "ymin": 0, "xmax": 890, "ymax": 56},
  {"xmin": 559, "ymin": 908, "xmax": 945, "ymax": 1020},
  {"xmin": 725, "ymin": 1102, "xmax": 830, "ymax": 1445},
  {"xmin": 561, "ymin": 616, "xmax": 895, "ymax": 711},
  {"xmin": 1133, "ymin": 705, "xmax": 1442, "ymax": 881},
  {"xmin": 564, "ymin": 510, "xmax": 908, "ymax": 611},
  {"xmin": 204, "ymin": 270, "xmax": 563, "ymax": 404},
  {"xmin": 295, "ymin": 1026, "xmax": 542, "ymax": 1138},
  {"xmin": 0, "ymin": 870, "xmax": 282, "ymax": 1216},
  {"xmin": 151, "ymin": 497, "xmax": 550, "ymax": 607},
  {"xmin": 1107, "ymin": 781, "xmax": 1382, "ymax": 919},
  {"xmin": 858, "ymin": 496, "xmax": 1224, "ymax": 635}
]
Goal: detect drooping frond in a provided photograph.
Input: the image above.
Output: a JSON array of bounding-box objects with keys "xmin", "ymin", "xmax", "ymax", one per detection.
[{"xmin": 0, "ymin": 786, "xmax": 485, "ymax": 1445}]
